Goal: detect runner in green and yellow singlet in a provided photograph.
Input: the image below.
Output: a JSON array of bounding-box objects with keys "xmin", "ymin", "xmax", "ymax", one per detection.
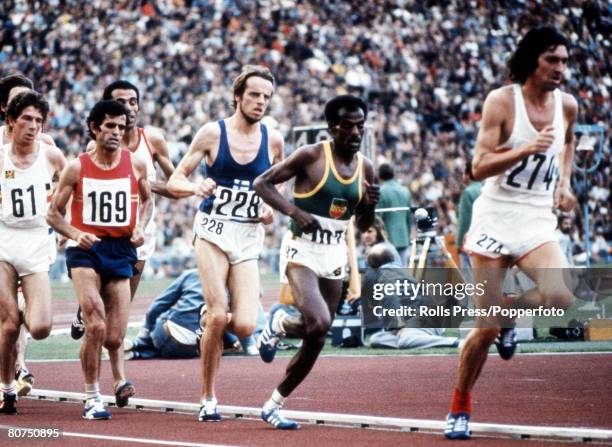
[{"xmin": 253, "ymin": 95, "xmax": 379, "ymax": 429}]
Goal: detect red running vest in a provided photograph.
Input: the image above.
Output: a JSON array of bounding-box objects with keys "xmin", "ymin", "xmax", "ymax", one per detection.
[{"xmin": 71, "ymin": 150, "xmax": 138, "ymax": 238}]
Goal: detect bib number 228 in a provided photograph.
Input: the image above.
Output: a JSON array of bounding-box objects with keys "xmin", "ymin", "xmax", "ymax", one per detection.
[{"xmin": 201, "ymin": 216, "xmax": 224, "ymax": 235}]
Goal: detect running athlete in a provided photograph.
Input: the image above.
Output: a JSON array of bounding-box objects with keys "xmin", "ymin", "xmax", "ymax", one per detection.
[
  {"xmin": 70, "ymin": 80, "xmax": 176, "ymax": 406},
  {"xmin": 47, "ymin": 100, "xmax": 152, "ymax": 420},
  {"xmin": 0, "ymin": 74, "xmax": 55, "ymax": 147},
  {"xmin": 253, "ymin": 94, "xmax": 379, "ymax": 429},
  {"xmin": 0, "ymin": 91, "xmax": 66, "ymax": 414},
  {"xmin": 444, "ymin": 27, "xmax": 578, "ymax": 439},
  {"xmin": 167, "ymin": 65, "xmax": 284, "ymax": 421},
  {"xmin": 0, "ymin": 75, "xmax": 58, "ymax": 397}
]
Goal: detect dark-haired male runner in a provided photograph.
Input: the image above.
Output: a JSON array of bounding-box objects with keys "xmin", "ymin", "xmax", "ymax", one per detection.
[
  {"xmin": 444, "ymin": 26, "xmax": 578, "ymax": 439},
  {"xmin": 47, "ymin": 100, "xmax": 152, "ymax": 420},
  {"xmin": 254, "ymin": 94, "xmax": 379, "ymax": 429}
]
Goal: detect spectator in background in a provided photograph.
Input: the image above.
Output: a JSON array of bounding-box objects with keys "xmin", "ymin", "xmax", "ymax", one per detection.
[
  {"xmin": 124, "ymin": 269, "xmax": 265, "ymax": 359},
  {"xmin": 556, "ymin": 215, "xmax": 577, "ymax": 266},
  {"xmin": 357, "ymin": 216, "xmax": 401, "ymax": 271},
  {"xmin": 455, "ymin": 158, "xmax": 482, "ymax": 279},
  {"xmin": 591, "ymin": 227, "xmax": 611, "ymax": 264},
  {"xmin": 0, "ymin": 2, "xmax": 608, "ymax": 274},
  {"xmin": 377, "ymin": 163, "xmax": 412, "ymax": 265}
]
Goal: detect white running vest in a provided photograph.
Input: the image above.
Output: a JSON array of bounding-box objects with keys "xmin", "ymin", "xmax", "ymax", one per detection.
[
  {"xmin": 131, "ymin": 128, "xmax": 157, "ymax": 233},
  {"xmin": 481, "ymin": 84, "xmax": 565, "ymax": 207},
  {"xmin": 0, "ymin": 142, "xmax": 53, "ymax": 228}
]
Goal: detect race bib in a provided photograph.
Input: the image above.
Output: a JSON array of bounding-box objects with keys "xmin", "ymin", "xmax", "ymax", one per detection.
[
  {"xmin": 501, "ymin": 152, "xmax": 559, "ymax": 195},
  {"xmin": 1, "ymin": 179, "xmax": 48, "ymax": 222},
  {"xmin": 304, "ymin": 215, "xmax": 348, "ymax": 245},
  {"xmin": 82, "ymin": 177, "xmax": 131, "ymax": 227},
  {"xmin": 209, "ymin": 185, "xmax": 261, "ymax": 222}
]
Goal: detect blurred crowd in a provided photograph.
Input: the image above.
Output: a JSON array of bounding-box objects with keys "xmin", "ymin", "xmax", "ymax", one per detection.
[{"xmin": 1, "ymin": 0, "xmax": 609, "ymax": 277}]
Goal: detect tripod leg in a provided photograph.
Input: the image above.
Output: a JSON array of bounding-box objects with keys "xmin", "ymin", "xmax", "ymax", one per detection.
[
  {"xmin": 417, "ymin": 237, "xmax": 431, "ymax": 281},
  {"xmin": 408, "ymin": 238, "xmax": 418, "ymax": 276},
  {"xmin": 435, "ymin": 237, "xmax": 467, "ymax": 284}
]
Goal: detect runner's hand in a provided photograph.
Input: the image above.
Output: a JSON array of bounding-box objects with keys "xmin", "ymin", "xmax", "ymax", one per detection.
[
  {"xmin": 260, "ymin": 204, "xmax": 274, "ymax": 225},
  {"xmin": 76, "ymin": 232, "xmax": 100, "ymax": 250},
  {"xmin": 194, "ymin": 178, "xmax": 216, "ymax": 198},
  {"xmin": 290, "ymin": 207, "xmax": 321, "ymax": 234},
  {"xmin": 555, "ymin": 185, "xmax": 576, "ymax": 212},
  {"xmin": 131, "ymin": 227, "xmax": 145, "ymax": 247}
]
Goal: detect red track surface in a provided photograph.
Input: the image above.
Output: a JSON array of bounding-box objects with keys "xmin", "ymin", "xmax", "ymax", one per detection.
[{"xmin": 5, "ymin": 353, "xmax": 611, "ymax": 447}]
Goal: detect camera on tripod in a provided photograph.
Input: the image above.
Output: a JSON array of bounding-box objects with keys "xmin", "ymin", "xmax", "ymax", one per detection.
[{"xmin": 411, "ymin": 207, "xmax": 438, "ymax": 234}]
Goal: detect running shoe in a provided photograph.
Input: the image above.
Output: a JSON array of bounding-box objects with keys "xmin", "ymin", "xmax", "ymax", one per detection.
[
  {"xmin": 0, "ymin": 392, "xmax": 17, "ymax": 415},
  {"xmin": 257, "ymin": 304, "xmax": 286, "ymax": 363},
  {"xmin": 82, "ymin": 398, "xmax": 111, "ymax": 420},
  {"xmin": 495, "ymin": 327, "xmax": 517, "ymax": 360},
  {"xmin": 198, "ymin": 398, "xmax": 221, "ymax": 422},
  {"xmin": 444, "ymin": 412, "xmax": 471, "ymax": 440},
  {"xmin": 261, "ymin": 407, "xmax": 299, "ymax": 430},
  {"xmin": 15, "ymin": 368, "xmax": 35, "ymax": 397},
  {"xmin": 114, "ymin": 380, "xmax": 135, "ymax": 408},
  {"xmin": 71, "ymin": 307, "xmax": 85, "ymax": 340}
]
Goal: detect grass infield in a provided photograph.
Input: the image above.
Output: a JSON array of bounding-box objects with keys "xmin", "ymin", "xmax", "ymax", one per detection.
[{"xmin": 29, "ymin": 276, "xmax": 612, "ymax": 361}]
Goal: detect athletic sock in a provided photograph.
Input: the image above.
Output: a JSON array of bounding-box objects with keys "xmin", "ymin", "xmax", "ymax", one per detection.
[
  {"xmin": 263, "ymin": 389, "xmax": 286, "ymax": 412},
  {"xmin": 450, "ymin": 388, "xmax": 472, "ymax": 414},
  {"xmin": 85, "ymin": 383, "xmax": 100, "ymax": 401},
  {"xmin": 0, "ymin": 382, "xmax": 16, "ymax": 396}
]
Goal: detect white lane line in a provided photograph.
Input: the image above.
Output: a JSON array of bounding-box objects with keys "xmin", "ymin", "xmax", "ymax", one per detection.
[
  {"xmin": 26, "ymin": 390, "xmax": 612, "ymax": 441},
  {"xmin": 62, "ymin": 431, "xmax": 240, "ymax": 447},
  {"xmin": 0, "ymin": 424, "xmax": 240, "ymax": 447}
]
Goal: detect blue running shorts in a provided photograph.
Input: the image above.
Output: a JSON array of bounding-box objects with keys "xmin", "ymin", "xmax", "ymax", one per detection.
[{"xmin": 66, "ymin": 237, "xmax": 137, "ymax": 280}]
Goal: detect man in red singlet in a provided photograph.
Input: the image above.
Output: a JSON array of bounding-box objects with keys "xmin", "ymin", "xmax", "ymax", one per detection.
[{"xmin": 47, "ymin": 100, "xmax": 152, "ymax": 420}]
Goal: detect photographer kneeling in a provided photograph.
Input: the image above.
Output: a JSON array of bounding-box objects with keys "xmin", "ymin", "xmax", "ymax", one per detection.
[{"xmin": 363, "ymin": 243, "xmax": 462, "ymax": 350}]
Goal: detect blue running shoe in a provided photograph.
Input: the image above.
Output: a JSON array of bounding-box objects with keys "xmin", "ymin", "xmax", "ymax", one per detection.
[
  {"xmin": 495, "ymin": 327, "xmax": 517, "ymax": 360},
  {"xmin": 114, "ymin": 380, "xmax": 135, "ymax": 408},
  {"xmin": 198, "ymin": 399, "xmax": 221, "ymax": 422},
  {"xmin": 444, "ymin": 412, "xmax": 470, "ymax": 439},
  {"xmin": 257, "ymin": 304, "xmax": 286, "ymax": 363},
  {"xmin": 261, "ymin": 407, "xmax": 299, "ymax": 430},
  {"xmin": 82, "ymin": 398, "xmax": 111, "ymax": 420}
]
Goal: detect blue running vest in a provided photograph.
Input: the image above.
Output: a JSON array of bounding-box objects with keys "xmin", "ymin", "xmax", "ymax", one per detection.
[{"xmin": 198, "ymin": 120, "xmax": 271, "ymax": 223}]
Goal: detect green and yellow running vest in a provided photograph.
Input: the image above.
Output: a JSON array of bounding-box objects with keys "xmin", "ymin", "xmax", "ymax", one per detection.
[{"xmin": 289, "ymin": 141, "xmax": 363, "ymax": 245}]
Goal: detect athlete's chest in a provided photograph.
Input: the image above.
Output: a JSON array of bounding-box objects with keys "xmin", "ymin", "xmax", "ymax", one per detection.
[{"xmin": 225, "ymin": 132, "xmax": 263, "ymax": 164}]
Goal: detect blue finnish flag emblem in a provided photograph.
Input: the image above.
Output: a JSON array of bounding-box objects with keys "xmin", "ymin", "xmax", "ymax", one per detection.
[{"xmin": 233, "ymin": 179, "xmax": 250, "ymax": 191}]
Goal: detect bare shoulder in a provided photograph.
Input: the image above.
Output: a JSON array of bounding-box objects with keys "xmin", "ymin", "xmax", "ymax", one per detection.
[
  {"xmin": 560, "ymin": 91, "xmax": 578, "ymax": 117},
  {"xmin": 292, "ymin": 142, "xmax": 322, "ymax": 164},
  {"xmin": 485, "ymin": 85, "xmax": 513, "ymax": 108},
  {"xmin": 198, "ymin": 121, "xmax": 221, "ymax": 139},
  {"xmin": 144, "ymin": 126, "xmax": 168, "ymax": 149},
  {"xmin": 130, "ymin": 151, "xmax": 146, "ymax": 171},
  {"xmin": 44, "ymin": 143, "xmax": 66, "ymax": 164},
  {"xmin": 267, "ymin": 126, "xmax": 284, "ymax": 146},
  {"xmin": 63, "ymin": 157, "xmax": 82, "ymax": 180},
  {"xmin": 266, "ymin": 126, "xmax": 285, "ymax": 161},
  {"xmin": 191, "ymin": 121, "xmax": 220, "ymax": 150},
  {"xmin": 39, "ymin": 132, "xmax": 56, "ymax": 146},
  {"xmin": 361, "ymin": 155, "xmax": 376, "ymax": 179}
]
